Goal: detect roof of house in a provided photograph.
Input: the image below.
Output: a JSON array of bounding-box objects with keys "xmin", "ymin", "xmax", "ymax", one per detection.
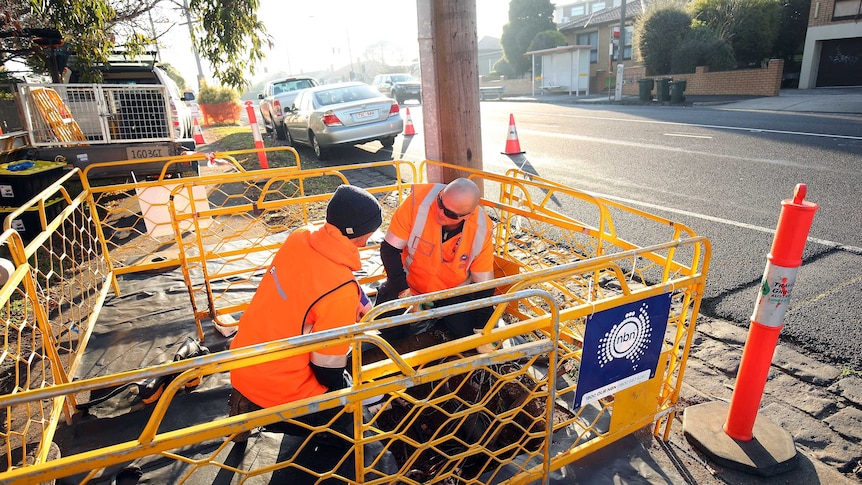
[
  {"xmin": 559, "ymin": 0, "xmax": 644, "ymax": 31},
  {"xmin": 478, "ymin": 36, "xmax": 502, "ymax": 52}
]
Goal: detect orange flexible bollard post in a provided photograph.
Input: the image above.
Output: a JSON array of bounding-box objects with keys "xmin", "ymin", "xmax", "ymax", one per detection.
[
  {"xmin": 724, "ymin": 183, "xmax": 818, "ymax": 440},
  {"xmin": 244, "ymin": 101, "xmax": 269, "ymax": 169},
  {"xmin": 684, "ymin": 183, "xmax": 817, "ymax": 476}
]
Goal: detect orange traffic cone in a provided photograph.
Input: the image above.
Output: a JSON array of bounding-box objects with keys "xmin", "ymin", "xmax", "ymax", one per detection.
[
  {"xmin": 403, "ymin": 107, "xmax": 416, "ymax": 136},
  {"xmin": 193, "ymin": 118, "xmax": 206, "ymax": 145},
  {"xmin": 502, "ymin": 114, "xmax": 525, "ymax": 155}
]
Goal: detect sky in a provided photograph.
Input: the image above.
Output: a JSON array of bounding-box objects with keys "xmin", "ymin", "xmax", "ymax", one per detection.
[{"xmin": 157, "ymin": 0, "xmax": 511, "ymax": 90}]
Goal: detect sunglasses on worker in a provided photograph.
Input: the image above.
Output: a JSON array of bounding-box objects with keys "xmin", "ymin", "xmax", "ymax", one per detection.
[{"xmin": 437, "ymin": 193, "xmax": 472, "ymax": 220}]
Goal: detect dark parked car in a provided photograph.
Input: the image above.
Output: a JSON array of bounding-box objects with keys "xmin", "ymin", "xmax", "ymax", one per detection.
[
  {"xmin": 372, "ymin": 73, "xmax": 422, "ymax": 104},
  {"xmin": 282, "ymin": 82, "xmax": 404, "ymax": 160}
]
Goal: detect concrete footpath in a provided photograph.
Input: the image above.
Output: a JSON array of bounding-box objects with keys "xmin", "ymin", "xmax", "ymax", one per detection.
[{"xmin": 508, "ymin": 86, "xmax": 862, "ymax": 115}]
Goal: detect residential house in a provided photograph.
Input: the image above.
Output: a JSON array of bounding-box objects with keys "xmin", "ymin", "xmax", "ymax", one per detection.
[
  {"xmin": 558, "ymin": 0, "xmax": 644, "ymax": 92},
  {"xmin": 798, "ymin": 0, "xmax": 862, "ymax": 88},
  {"xmin": 478, "ymin": 36, "xmax": 504, "ymax": 77},
  {"xmin": 555, "ymin": 0, "xmax": 625, "ymax": 24}
]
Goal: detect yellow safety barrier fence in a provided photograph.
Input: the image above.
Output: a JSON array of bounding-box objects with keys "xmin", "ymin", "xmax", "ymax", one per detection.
[
  {"xmin": 0, "ymin": 157, "xmax": 709, "ymax": 483},
  {"xmin": 0, "ymin": 167, "xmax": 113, "ymax": 474}
]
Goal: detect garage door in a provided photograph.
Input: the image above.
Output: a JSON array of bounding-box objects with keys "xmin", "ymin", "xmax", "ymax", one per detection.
[{"xmin": 817, "ymin": 37, "xmax": 862, "ymax": 87}]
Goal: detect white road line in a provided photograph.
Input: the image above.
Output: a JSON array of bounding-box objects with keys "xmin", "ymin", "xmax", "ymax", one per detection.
[
  {"xmin": 552, "ymin": 114, "xmax": 862, "ymax": 141},
  {"xmin": 594, "ymin": 192, "xmax": 862, "ymax": 255},
  {"xmin": 664, "ymin": 133, "xmax": 713, "ymax": 139},
  {"xmin": 517, "ymin": 129, "xmax": 855, "ymax": 173}
]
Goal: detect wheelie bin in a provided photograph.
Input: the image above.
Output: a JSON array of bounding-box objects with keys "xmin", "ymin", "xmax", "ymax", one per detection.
[
  {"xmin": 638, "ymin": 78, "xmax": 654, "ymax": 102},
  {"xmin": 655, "ymin": 78, "xmax": 671, "ymax": 102},
  {"xmin": 671, "ymin": 78, "xmax": 687, "ymax": 103}
]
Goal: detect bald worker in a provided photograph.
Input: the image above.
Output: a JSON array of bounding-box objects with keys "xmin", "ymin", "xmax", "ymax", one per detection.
[{"xmin": 376, "ymin": 178, "xmax": 496, "ymax": 341}]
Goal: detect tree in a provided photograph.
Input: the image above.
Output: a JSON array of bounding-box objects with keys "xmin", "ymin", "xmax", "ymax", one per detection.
[
  {"xmin": 773, "ymin": 0, "xmax": 810, "ymax": 62},
  {"xmin": 688, "ymin": 0, "xmax": 782, "ymax": 67},
  {"xmin": 528, "ymin": 30, "xmax": 567, "ymax": 76},
  {"xmin": 0, "ymin": 0, "xmax": 267, "ymax": 90},
  {"xmin": 671, "ymin": 23, "xmax": 736, "ymax": 73},
  {"xmin": 500, "ymin": 0, "xmax": 556, "ymax": 76},
  {"xmin": 634, "ymin": 4, "xmax": 692, "ymax": 76},
  {"xmin": 528, "ymin": 30, "xmax": 567, "ymax": 52}
]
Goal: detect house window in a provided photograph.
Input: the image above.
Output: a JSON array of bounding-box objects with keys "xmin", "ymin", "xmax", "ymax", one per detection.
[
  {"xmin": 611, "ymin": 26, "xmax": 634, "ymax": 61},
  {"xmin": 591, "ymin": 2, "xmax": 606, "ymax": 12},
  {"xmin": 577, "ymin": 32, "xmax": 599, "ymax": 63},
  {"xmin": 833, "ymin": 0, "xmax": 862, "ymax": 19},
  {"xmin": 570, "ymin": 5, "xmax": 585, "ymax": 16}
]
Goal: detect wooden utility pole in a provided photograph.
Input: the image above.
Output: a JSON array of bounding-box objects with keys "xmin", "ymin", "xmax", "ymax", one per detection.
[{"xmin": 417, "ymin": 0, "xmax": 483, "ymax": 184}]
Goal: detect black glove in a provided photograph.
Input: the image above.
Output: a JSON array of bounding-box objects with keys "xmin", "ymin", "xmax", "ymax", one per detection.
[{"xmin": 310, "ymin": 362, "xmax": 348, "ymax": 392}]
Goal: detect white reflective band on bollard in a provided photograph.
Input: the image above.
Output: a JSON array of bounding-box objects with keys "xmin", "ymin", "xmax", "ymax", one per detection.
[{"xmin": 751, "ymin": 262, "xmax": 798, "ymax": 328}]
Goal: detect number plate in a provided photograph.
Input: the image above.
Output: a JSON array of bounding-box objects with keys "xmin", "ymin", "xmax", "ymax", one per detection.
[
  {"xmin": 125, "ymin": 145, "xmax": 172, "ymax": 160},
  {"xmin": 353, "ymin": 110, "xmax": 377, "ymax": 121}
]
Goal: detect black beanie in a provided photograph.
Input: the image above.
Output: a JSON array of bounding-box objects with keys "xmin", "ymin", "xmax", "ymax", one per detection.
[{"xmin": 326, "ymin": 185, "xmax": 383, "ymax": 239}]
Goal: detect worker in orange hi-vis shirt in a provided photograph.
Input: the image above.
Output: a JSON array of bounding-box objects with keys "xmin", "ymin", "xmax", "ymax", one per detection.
[
  {"xmin": 377, "ymin": 178, "xmax": 496, "ymax": 342},
  {"xmin": 228, "ymin": 184, "xmax": 381, "ymax": 457}
]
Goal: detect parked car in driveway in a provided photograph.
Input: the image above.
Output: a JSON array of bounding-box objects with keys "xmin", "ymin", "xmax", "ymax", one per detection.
[
  {"xmin": 282, "ymin": 82, "xmax": 404, "ymax": 160},
  {"xmin": 371, "ymin": 73, "xmax": 422, "ymax": 104},
  {"xmin": 258, "ymin": 76, "xmax": 319, "ymax": 140}
]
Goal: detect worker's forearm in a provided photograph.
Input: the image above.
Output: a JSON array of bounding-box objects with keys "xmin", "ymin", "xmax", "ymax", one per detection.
[{"xmin": 380, "ymin": 239, "xmax": 408, "ymax": 292}]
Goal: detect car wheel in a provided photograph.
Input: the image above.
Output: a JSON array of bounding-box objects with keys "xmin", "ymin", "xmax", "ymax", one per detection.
[
  {"xmin": 262, "ymin": 119, "xmax": 271, "ymax": 134},
  {"xmin": 311, "ymin": 133, "xmax": 329, "ymax": 160},
  {"xmin": 274, "ymin": 122, "xmax": 286, "ymax": 141},
  {"xmin": 381, "ymin": 136, "xmax": 396, "ymax": 149},
  {"xmin": 284, "ymin": 128, "xmax": 293, "ymax": 147},
  {"xmin": 395, "ymin": 94, "xmax": 403, "ymax": 104}
]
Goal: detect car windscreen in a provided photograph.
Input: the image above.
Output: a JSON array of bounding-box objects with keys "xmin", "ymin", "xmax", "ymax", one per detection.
[
  {"xmin": 313, "ymin": 85, "xmax": 380, "ymax": 107},
  {"xmin": 276, "ymin": 79, "xmax": 316, "ymax": 93},
  {"xmin": 390, "ymin": 74, "xmax": 414, "ymax": 83}
]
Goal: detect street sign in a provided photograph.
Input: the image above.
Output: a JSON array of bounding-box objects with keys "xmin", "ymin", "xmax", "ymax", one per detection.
[{"xmin": 574, "ymin": 292, "xmax": 672, "ymax": 408}]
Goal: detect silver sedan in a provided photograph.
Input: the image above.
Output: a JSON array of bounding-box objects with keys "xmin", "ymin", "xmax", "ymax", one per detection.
[{"xmin": 282, "ymin": 82, "xmax": 404, "ymax": 160}]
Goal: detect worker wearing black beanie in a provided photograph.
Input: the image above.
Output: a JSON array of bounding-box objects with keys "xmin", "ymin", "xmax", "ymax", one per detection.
[{"xmin": 326, "ymin": 185, "xmax": 383, "ymax": 239}]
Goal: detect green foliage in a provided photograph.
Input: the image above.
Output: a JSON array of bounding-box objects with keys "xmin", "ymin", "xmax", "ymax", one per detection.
[
  {"xmin": 493, "ymin": 57, "xmax": 515, "ymax": 78},
  {"xmin": 8, "ymin": 0, "xmax": 116, "ymax": 82},
  {"xmin": 688, "ymin": 0, "xmax": 782, "ymax": 67},
  {"xmin": 731, "ymin": 0, "xmax": 781, "ymax": 66},
  {"xmin": 634, "ymin": 4, "xmax": 692, "ymax": 75},
  {"xmin": 528, "ymin": 30, "xmax": 567, "ymax": 51},
  {"xmin": 687, "ymin": 0, "xmax": 736, "ymax": 40},
  {"xmin": 671, "ymin": 23, "xmax": 736, "ymax": 73},
  {"xmin": 529, "ymin": 30, "xmax": 567, "ymax": 74},
  {"xmin": 198, "ymin": 83, "xmax": 240, "ymax": 104},
  {"xmin": 3, "ymin": 0, "xmax": 266, "ymax": 90},
  {"xmin": 501, "ymin": 0, "xmax": 557, "ymax": 75},
  {"xmin": 773, "ymin": 0, "xmax": 810, "ymax": 60},
  {"xmin": 190, "ymin": 0, "xmax": 268, "ymax": 90}
]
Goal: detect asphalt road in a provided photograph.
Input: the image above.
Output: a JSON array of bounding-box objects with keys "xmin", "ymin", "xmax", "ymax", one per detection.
[{"xmin": 260, "ymin": 100, "xmax": 862, "ymax": 370}]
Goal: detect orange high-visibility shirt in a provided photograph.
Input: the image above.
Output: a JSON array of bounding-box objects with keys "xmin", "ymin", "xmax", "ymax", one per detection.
[
  {"xmin": 388, "ymin": 183, "xmax": 493, "ymax": 295},
  {"xmin": 230, "ymin": 223, "xmax": 361, "ymax": 408}
]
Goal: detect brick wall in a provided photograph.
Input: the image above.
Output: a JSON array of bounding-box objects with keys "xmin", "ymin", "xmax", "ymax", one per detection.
[
  {"xmin": 808, "ymin": 0, "xmax": 835, "ymax": 27},
  {"xmin": 621, "ymin": 59, "xmax": 785, "ymax": 97}
]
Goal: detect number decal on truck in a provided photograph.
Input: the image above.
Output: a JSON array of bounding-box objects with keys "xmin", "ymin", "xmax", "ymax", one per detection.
[{"xmin": 125, "ymin": 146, "xmax": 170, "ymax": 160}]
